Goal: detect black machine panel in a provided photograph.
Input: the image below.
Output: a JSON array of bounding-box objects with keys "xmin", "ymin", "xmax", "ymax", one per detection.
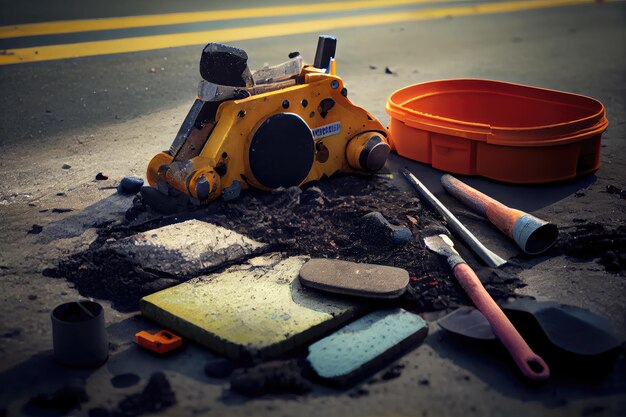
[{"xmin": 248, "ymin": 113, "xmax": 315, "ymax": 189}]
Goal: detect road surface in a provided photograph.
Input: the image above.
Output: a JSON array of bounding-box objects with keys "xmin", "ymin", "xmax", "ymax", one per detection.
[{"xmin": 0, "ymin": 1, "xmax": 625, "ymax": 416}]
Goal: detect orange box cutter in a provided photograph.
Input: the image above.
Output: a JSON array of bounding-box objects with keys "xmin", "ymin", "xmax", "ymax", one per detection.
[
  {"xmin": 146, "ymin": 36, "xmax": 391, "ymax": 203},
  {"xmin": 135, "ymin": 330, "xmax": 182, "ymax": 354}
]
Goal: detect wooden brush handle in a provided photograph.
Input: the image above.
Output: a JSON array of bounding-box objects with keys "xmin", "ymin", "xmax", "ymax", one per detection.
[
  {"xmin": 452, "ymin": 263, "xmax": 550, "ymax": 381},
  {"xmin": 441, "ymin": 174, "xmax": 524, "ymax": 238},
  {"xmin": 441, "ymin": 174, "xmax": 497, "ymax": 216}
]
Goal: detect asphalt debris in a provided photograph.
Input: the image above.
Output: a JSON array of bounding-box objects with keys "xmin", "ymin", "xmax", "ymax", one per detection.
[
  {"xmin": 89, "ymin": 408, "xmax": 110, "ymax": 417},
  {"xmin": 559, "ymin": 222, "xmax": 626, "ymax": 273},
  {"xmin": 381, "ymin": 363, "xmax": 405, "ymax": 380},
  {"xmin": 606, "ymin": 184, "xmax": 626, "ymax": 199},
  {"xmin": 582, "ymin": 405, "xmax": 606, "ymax": 416},
  {"xmin": 2, "ymin": 328, "xmax": 21, "ymax": 338},
  {"xmin": 22, "ymin": 379, "xmax": 88, "ymax": 417},
  {"xmin": 230, "ymin": 360, "xmax": 312, "ymax": 397},
  {"xmin": 27, "ymin": 224, "xmax": 43, "ymax": 234},
  {"xmin": 47, "ymin": 249, "xmax": 169, "ymax": 311},
  {"xmin": 348, "ymin": 388, "xmax": 369, "ymax": 398},
  {"xmin": 205, "ymin": 358, "xmax": 238, "ymax": 378},
  {"xmin": 95, "ymin": 173, "xmax": 109, "ymax": 181},
  {"xmin": 111, "ymin": 372, "xmax": 175, "ymax": 417},
  {"xmin": 48, "ymin": 175, "xmax": 522, "ymax": 312}
]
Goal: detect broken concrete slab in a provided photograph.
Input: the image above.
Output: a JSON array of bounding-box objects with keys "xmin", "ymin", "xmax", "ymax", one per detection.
[
  {"xmin": 107, "ymin": 219, "xmax": 266, "ymax": 277},
  {"xmin": 299, "ymin": 258, "xmax": 409, "ymax": 299},
  {"xmin": 307, "ymin": 308, "xmax": 428, "ymax": 386},
  {"xmin": 37, "ymin": 193, "xmax": 135, "ymax": 243},
  {"xmin": 140, "ymin": 254, "xmax": 363, "ymax": 360},
  {"xmin": 27, "ymin": 194, "xmax": 134, "ymax": 271}
]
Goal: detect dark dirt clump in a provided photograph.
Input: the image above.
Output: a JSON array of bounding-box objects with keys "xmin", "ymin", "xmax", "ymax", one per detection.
[
  {"xmin": 558, "ymin": 222, "xmax": 626, "ymax": 273},
  {"xmin": 349, "ymin": 388, "xmax": 369, "ymax": 398},
  {"xmin": 49, "ymin": 174, "xmax": 523, "ymax": 312},
  {"xmin": 46, "ymin": 249, "xmax": 166, "ymax": 311},
  {"xmin": 205, "ymin": 358, "xmax": 238, "ymax": 378},
  {"xmin": 381, "ymin": 363, "xmax": 405, "ymax": 380},
  {"xmin": 230, "ymin": 360, "xmax": 312, "ymax": 397},
  {"xmin": 110, "ymin": 372, "xmax": 175, "ymax": 417},
  {"xmin": 27, "ymin": 224, "xmax": 43, "ymax": 235},
  {"xmin": 605, "ymin": 184, "xmax": 625, "ymax": 199},
  {"xmin": 2, "ymin": 328, "xmax": 21, "ymax": 338},
  {"xmin": 22, "ymin": 379, "xmax": 88, "ymax": 417}
]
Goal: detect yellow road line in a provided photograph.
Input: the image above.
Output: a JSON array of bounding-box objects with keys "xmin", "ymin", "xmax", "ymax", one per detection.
[
  {"xmin": 0, "ymin": 0, "xmax": 603, "ymax": 65},
  {"xmin": 0, "ymin": 0, "xmax": 463, "ymax": 39}
]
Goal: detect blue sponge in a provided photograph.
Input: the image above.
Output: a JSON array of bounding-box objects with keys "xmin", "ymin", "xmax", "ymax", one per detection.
[{"xmin": 307, "ymin": 308, "xmax": 428, "ymax": 385}]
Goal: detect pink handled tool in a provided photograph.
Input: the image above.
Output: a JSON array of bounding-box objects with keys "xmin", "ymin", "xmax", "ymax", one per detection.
[{"xmin": 425, "ymin": 234, "xmax": 550, "ymax": 381}]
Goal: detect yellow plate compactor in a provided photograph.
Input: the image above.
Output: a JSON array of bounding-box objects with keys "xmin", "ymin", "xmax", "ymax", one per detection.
[{"xmin": 146, "ymin": 36, "xmax": 391, "ymax": 203}]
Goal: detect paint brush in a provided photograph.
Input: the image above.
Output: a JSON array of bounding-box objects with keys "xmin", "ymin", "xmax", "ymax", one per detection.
[{"xmin": 424, "ymin": 234, "xmax": 550, "ymax": 381}]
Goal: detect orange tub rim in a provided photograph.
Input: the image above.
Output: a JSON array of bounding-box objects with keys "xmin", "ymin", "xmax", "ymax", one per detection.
[{"xmin": 385, "ymin": 79, "xmax": 609, "ymax": 184}]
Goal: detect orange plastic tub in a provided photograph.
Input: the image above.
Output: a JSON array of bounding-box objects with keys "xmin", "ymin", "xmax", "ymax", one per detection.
[{"xmin": 386, "ymin": 79, "xmax": 608, "ymax": 183}]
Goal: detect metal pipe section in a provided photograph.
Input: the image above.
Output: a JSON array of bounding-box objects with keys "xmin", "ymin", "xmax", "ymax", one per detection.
[{"xmin": 441, "ymin": 174, "xmax": 558, "ymax": 255}]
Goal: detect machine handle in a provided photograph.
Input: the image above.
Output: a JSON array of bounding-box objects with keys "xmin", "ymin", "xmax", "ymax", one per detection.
[
  {"xmin": 452, "ymin": 263, "xmax": 550, "ymax": 381},
  {"xmin": 313, "ymin": 35, "xmax": 337, "ymax": 71}
]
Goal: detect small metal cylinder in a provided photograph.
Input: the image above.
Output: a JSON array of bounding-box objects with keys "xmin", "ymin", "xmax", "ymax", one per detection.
[
  {"xmin": 51, "ymin": 301, "xmax": 108, "ymax": 368},
  {"xmin": 442, "ymin": 174, "xmax": 558, "ymax": 255},
  {"xmin": 346, "ymin": 132, "xmax": 390, "ymax": 172},
  {"xmin": 512, "ymin": 214, "xmax": 559, "ymax": 255}
]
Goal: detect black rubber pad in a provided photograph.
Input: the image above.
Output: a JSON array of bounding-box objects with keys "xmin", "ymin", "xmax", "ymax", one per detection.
[
  {"xmin": 200, "ymin": 43, "xmax": 249, "ymax": 87},
  {"xmin": 249, "ymin": 113, "xmax": 314, "ymax": 189}
]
